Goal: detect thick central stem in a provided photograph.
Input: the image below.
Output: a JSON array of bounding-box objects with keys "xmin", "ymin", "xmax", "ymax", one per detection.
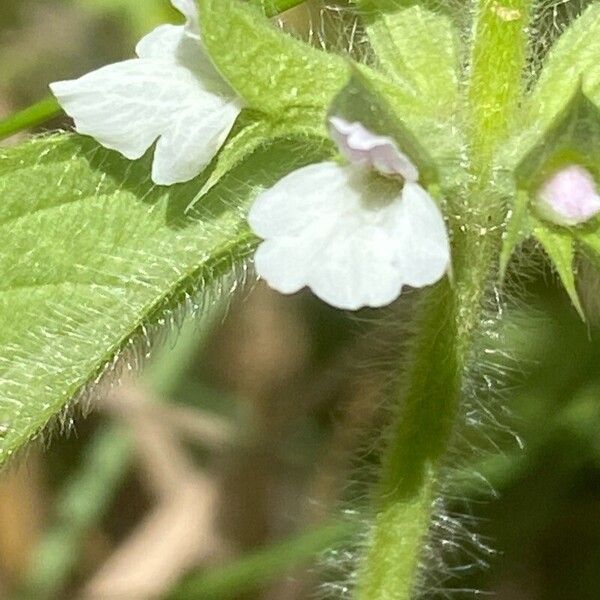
[
  {"xmin": 356, "ymin": 1, "xmax": 532, "ymax": 598},
  {"xmin": 468, "ymin": 0, "xmax": 532, "ymax": 170}
]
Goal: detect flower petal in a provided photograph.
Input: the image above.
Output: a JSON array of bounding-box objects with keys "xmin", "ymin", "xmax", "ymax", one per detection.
[
  {"xmin": 135, "ymin": 0, "xmax": 200, "ymax": 59},
  {"xmin": 248, "ymin": 162, "xmax": 352, "ymax": 238},
  {"xmin": 305, "ymin": 221, "xmax": 407, "ymax": 310},
  {"xmin": 135, "ymin": 24, "xmax": 189, "ymax": 59},
  {"xmin": 250, "ymin": 163, "xmax": 450, "ymax": 310},
  {"xmin": 253, "ymin": 235, "xmax": 325, "ymax": 295},
  {"xmin": 393, "ymin": 182, "xmax": 451, "ymax": 287},
  {"xmin": 152, "ymin": 100, "xmax": 241, "ymax": 185},
  {"xmin": 135, "ymin": 22, "xmax": 234, "ymax": 99},
  {"xmin": 328, "ymin": 116, "xmax": 419, "ymax": 181},
  {"xmin": 51, "ymin": 60, "xmax": 175, "ymax": 160},
  {"xmin": 51, "ymin": 0, "xmax": 243, "ymax": 186},
  {"xmin": 51, "ymin": 41, "xmax": 241, "ymax": 184},
  {"xmin": 171, "ymin": 0, "xmax": 200, "ymax": 34}
]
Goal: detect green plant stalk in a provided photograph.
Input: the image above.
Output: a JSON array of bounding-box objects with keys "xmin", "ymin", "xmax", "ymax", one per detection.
[
  {"xmin": 0, "ymin": 96, "xmax": 61, "ymax": 142},
  {"xmin": 0, "ymin": 0, "xmax": 308, "ymax": 142},
  {"xmin": 170, "ymin": 521, "xmax": 356, "ymax": 599},
  {"xmin": 356, "ymin": 281, "xmax": 461, "ymax": 600},
  {"xmin": 468, "ymin": 0, "xmax": 532, "ymax": 169},
  {"xmin": 356, "ymin": 1, "xmax": 532, "ymax": 598}
]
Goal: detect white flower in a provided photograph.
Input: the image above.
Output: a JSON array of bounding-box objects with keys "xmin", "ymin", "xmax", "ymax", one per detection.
[
  {"xmin": 248, "ymin": 117, "xmax": 451, "ymax": 310},
  {"xmin": 536, "ymin": 164, "xmax": 600, "ymax": 226},
  {"xmin": 50, "ymin": 0, "xmax": 242, "ymax": 186}
]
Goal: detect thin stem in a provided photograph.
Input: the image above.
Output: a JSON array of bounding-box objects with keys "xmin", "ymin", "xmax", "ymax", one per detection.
[
  {"xmin": 169, "ymin": 521, "xmax": 355, "ymax": 599},
  {"xmin": 357, "ymin": 1, "xmax": 533, "ymax": 598},
  {"xmin": 357, "ymin": 281, "xmax": 462, "ymax": 600},
  {"xmin": 0, "ymin": 96, "xmax": 61, "ymax": 142}
]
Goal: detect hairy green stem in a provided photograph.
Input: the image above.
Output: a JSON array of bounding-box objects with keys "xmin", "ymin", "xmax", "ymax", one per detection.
[
  {"xmin": 356, "ymin": 280, "xmax": 463, "ymax": 600},
  {"xmin": 357, "ymin": 1, "xmax": 532, "ymax": 599},
  {"xmin": 170, "ymin": 521, "xmax": 355, "ymax": 599},
  {"xmin": 468, "ymin": 0, "xmax": 532, "ymax": 169},
  {"xmin": 0, "ymin": 96, "xmax": 61, "ymax": 142}
]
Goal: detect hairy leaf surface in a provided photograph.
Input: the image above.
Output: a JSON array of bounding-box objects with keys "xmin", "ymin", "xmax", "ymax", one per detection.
[
  {"xmin": 356, "ymin": 1, "xmax": 460, "ymax": 110},
  {"xmin": 0, "ymin": 133, "xmax": 328, "ymax": 464},
  {"xmin": 198, "ymin": 0, "xmax": 348, "ymax": 119},
  {"xmin": 500, "ymin": 189, "xmax": 531, "ymax": 279},
  {"xmin": 530, "ymin": 4, "xmax": 600, "ymax": 122}
]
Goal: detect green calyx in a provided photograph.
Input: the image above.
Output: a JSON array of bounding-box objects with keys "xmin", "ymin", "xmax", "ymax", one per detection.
[
  {"xmin": 501, "ymin": 87, "xmax": 600, "ymax": 317},
  {"xmin": 516, "ymin": 87, "xmax": 600, "ymax": 194}
]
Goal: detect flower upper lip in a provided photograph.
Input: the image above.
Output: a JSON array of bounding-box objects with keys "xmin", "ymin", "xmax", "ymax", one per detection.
[{"xmin": 328, "ymin": 116, "xmax": 420, "ymax": 182}]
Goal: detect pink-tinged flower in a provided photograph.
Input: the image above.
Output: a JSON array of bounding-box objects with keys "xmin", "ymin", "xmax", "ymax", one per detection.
[
  {"xmin": 328, "ymin": 117, "xmax": 420, "ymax": 181},
  {"xmin": 536, "ymin": 165, "xmax": 600, "ymax": 226},
  {"xmin": 50, "ymin": 0, "xmax": 242, "ymax": 186},
  {"xmin": 248, "ymin": 117, "xmax": 451, "ymax": 310}
]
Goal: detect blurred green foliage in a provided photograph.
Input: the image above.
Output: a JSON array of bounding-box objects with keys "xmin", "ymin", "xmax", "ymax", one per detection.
[{"xmin": 76, "ymin": 0, "xmax": 180, "ymax": 37}]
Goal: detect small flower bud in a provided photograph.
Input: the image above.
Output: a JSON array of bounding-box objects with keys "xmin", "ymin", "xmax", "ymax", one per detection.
[{"xmin": 536, "ymin": 164, "xmax": 600, "ymax": 226}]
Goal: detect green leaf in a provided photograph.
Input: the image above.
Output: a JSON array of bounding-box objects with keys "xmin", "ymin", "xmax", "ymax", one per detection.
[
  {"xmin": 533, "ymin": 221, "xmax": 585, "ymax": 320},
  {"xmin": 578, "ymin": 227, "xmax": 600, "ymax": 255},
  {"xmin": 529, "ymin": 4, "xmax": 600, "ymax": 125},
  {"xmin": 0, "ymin": 133, "xmax": 329, "ymax": 465},
  {"xmin": 23, "ymin": 315, "xmax": 216, "ymax": 600},
  {"xmin": 575, "ymin": 227, "xmax": 600, "ymax": 277},
  {"xmin": 197, "ymin": 0, "xmax": 347, "ymax": 120},
  {"xmin": 506, "ymin": 4, "xmax": 600, "ymax": 171},
  {"xmin": 500, "ymin": 190, "xmax": 531, "ymax": 279},
  {"xmin": 185, "ymin": 117, "xmax": 273, "ymax": 212},
  {"xmin": 355, "ymin": 1, "xmax": 460, "ymax": 111}
]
